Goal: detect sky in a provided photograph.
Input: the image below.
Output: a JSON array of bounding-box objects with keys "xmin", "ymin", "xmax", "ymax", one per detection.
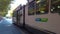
[
  {"xmin": 10, "ymin": 0, "xmax": 27, "ymax": 10},
  {"xmin": 6, "ymin": 0, "xmax": 27, "ymax": 17}
]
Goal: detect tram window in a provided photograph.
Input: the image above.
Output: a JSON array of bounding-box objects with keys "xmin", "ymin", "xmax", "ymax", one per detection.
[
  {"xmin": 36, "ymin": 0, "xmax": 46, "ymax": 2},
  {"xmin": 51, "ymin": 0, "xmax": 60, "ymax": 13},
  {"xmin": 36, "ymin": 0, "xmax": 48, "ymax": 15},
  {"xmin": 19, "ymin": 10, "xmax": 22, "ymax": 15},
  {"xmin": 17, "ymin": 10, "xmax": 22, "ymax": 17},
  {"xmin": 36, "ymin": 0, "xmax": 40, "ymax": 3},
  {"xmin": 28, "ymin": 0, "xmax": 36, "ymax": 15}
]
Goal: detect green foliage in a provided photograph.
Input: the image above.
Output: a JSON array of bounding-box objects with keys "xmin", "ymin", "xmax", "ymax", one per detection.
[
  {"xmin": 10, "ymin": 12, "xmax": 13, "ymax": 17},
  {"xmin": 0, "ymin": 0, "xmax": 14, "ymax": 16}
]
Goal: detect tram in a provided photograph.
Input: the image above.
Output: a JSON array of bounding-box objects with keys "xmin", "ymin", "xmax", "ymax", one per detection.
[{"xmin": 12, "ymin": 0, "xmax": 60, "ymax": 34}]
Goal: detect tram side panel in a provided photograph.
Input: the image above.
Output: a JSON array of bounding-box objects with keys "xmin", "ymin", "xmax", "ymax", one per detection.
[
  {"xmin": 25, "ymin": 4, "xmax": 60, "ymax": 34},
  {"xmin": 25, "ymin": 0, "xmax": 60, "ymax": 34}
]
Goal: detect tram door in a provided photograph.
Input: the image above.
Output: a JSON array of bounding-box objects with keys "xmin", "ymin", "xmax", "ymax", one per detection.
[
  {"xmin": 17, "ymin": 8, "xmax": 24, "ymax": 27},
  {"xmin": 17, "ymin": 6, "xmax": 25, "ymax": 27}
]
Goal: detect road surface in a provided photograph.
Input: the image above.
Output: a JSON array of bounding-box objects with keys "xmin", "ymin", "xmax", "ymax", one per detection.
[{"xmin": 0, "ymin": 17, "xmax": 25, "ymax": 34}]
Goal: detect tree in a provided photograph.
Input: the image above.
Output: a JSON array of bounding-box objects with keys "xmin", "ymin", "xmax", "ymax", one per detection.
[{"xmin": 0, "ymin": 0, "xmax": 14, "ymax": 16}]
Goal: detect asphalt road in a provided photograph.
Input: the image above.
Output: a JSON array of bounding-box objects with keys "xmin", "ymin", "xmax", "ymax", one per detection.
[{"xmin": 0, "ymin": 17, "xmax": 25, "ymax": 34}]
